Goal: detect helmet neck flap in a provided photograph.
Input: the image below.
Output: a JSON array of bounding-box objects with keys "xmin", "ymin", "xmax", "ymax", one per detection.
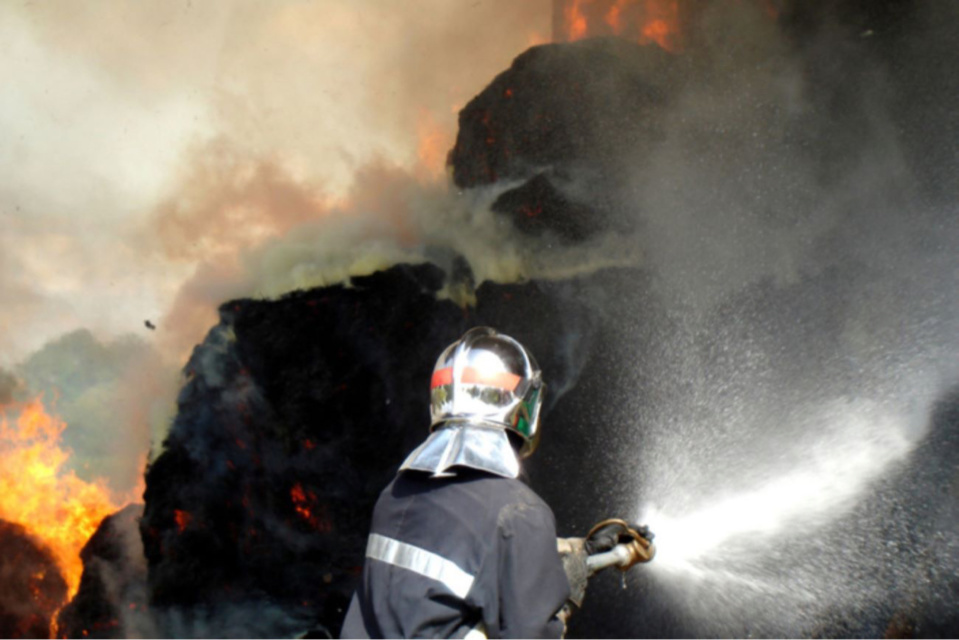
[{"xmin": 399, "ymin": 423, "xmax": 520, "ymax": 479}]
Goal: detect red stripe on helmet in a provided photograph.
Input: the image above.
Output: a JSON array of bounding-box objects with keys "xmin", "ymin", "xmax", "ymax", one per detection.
[{"xmin": 431, "ymin": 367, "xmax": 454, "ymax": 388}]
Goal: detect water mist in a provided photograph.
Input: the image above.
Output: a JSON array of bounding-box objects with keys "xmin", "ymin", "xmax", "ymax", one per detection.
[{"xmin": 552, "ymin": 4, "xmax": 959, "ymax": 635}]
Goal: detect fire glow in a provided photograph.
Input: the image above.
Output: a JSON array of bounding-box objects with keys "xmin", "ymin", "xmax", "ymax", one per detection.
[
  {"xmin": 559, "ymin": 0, "xmax": 682, "ymax": 52},
  {"xmin": 0, "ymin": 398, "xmax": 136, "ymax": 599}
]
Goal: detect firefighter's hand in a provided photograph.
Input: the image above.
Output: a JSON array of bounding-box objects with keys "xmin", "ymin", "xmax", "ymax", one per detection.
[
  {"xmin": 584, "ymin": 522, "xmax": 623, "ymax": 555},
  {"xmin": 585, "ymin": 520, "xmax": 654, "ymax": 555}
]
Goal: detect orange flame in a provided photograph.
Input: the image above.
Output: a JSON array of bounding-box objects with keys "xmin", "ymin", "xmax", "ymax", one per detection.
[
  {"xmin": 560, "ymin": 0, "xmax": 682, "ymax": 52},
  {"xmin": 637, "ymin": 0, "xmax": 680, "ymax": 51},
  {"xmin": 565, "ymin": 0, "xmax": 590, "ymax": 41},
  {"xmin": 0, "ymin": 398, "xmax": 136, "ymax": 600}
]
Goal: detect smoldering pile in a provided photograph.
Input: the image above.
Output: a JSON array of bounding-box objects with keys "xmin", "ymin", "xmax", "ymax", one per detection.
[
  {"xmin": 56, "ymin": 506, "xmax": 147, "ymax": 639},
  {"xmin": 136, "ymin": 262, "xmax": 631, "ymax": 638},
  {"xmin": 0, "ymin": 520, "xmax": 67, "ymax": 639},
  {"xmin": 54, "ymin": 1, "xmax": 959, "ymax": 638}
]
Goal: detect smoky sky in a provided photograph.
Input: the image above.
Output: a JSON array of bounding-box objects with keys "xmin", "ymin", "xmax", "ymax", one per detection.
[{"xmin": 0, "ymin": 0, "xmax": 552, "ymax": 366}]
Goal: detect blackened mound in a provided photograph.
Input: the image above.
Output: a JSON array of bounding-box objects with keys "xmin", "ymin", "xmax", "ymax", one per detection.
[
  {"xmin": 449, "ymin": 38, "xmax": 678, "ymax": 240},
  {"xmin": 140, "ymin": 264, "xmax": 462, "ymax": 636},
  {"xmin": 56, "ymin": 504, "xmax": 147, "ymax": 639},
  {"xmin": 0, "ymin": 519, "xmax": 67, "ymax": 639},
  {"xmin": 450, "ymin": 38, "xmax": 674, "ymax": 189}
]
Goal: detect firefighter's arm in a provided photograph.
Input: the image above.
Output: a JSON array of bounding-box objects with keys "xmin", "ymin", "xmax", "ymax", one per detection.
[
  {"xmin": 556, "ymin": 526, "xmax": 622, "ymax": 614},
  {"xmin": 497, "ymin": 503, "xmax": 571, "ymax": 639},
  {"xmin": 556, "ymin": 537, "xmax": 589, "ymax": 608}
]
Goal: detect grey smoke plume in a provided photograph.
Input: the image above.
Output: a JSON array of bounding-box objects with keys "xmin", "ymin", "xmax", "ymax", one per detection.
[{"xmin": 15, "ymin": 330, "xmax": 176, "ymax": 492}]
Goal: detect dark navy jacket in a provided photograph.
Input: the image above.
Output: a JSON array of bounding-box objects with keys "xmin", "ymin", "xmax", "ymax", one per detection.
[{"xmin": 341, "ymin": 469, "xmax": 570, "ymax": 638}]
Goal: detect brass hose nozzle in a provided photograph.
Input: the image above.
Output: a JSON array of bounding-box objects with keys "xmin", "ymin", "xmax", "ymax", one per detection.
[{"xmin": 585, "ymin": 518, "xmax": 656, "ymax": 573}]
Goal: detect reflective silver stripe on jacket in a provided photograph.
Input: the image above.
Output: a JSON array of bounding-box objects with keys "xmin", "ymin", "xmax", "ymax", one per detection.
[{"xmin": 366, "ymin": 533, "xmax": 475, "ymax": 599}]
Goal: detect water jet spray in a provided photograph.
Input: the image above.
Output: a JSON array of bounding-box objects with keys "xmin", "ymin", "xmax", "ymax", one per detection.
[{"xmin": 640, "ymin": 401, "xmax": 913, "ymax": 576}]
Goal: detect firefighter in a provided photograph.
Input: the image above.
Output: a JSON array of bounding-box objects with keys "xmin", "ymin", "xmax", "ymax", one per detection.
[{"xmin": 341, "ymin": 327, "xmax": 577, "ymax": 638}]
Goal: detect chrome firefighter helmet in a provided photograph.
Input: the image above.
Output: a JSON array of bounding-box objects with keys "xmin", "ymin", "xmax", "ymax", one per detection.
[{"xmin": 429, "ymin": 327, "xmax": 545, "ymax": 458}]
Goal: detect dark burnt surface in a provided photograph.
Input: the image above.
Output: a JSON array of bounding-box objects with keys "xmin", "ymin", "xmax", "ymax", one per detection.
[
  {"xmin": 56, "ymin": 504, "xmax": 147, "ymax": 639},
  {"xmin": 451, "ymin": 2, "xmax": 959, "ymax": 245},
  {"xmin": 450, "ymin": 38, "xmax": 674, "ymax": 190},
  {"xmin": 489, "ymin": 173, "xmax": 600, "ymax": 241},
  {"xmin": 140, "ymin": 264, "xmax": 463, "ymax": 636},
  {"xmin": 450, "ymin": 38, "xmax": 677, "ymax": 241},
  {"xmin": 0, "ymin": 519, "xmax": 67, "ymax": 639}
]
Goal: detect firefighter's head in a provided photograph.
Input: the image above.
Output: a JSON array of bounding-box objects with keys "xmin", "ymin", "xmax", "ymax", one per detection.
[{"xmin": 429, "ymin": 327, "xmax": 545, "ymax": 458}]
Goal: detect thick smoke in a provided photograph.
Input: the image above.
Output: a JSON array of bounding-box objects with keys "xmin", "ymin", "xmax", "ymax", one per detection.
[
  {"xmin": 151, "ymin": 143, "xmax": 642, "ymax": 369},
  {"xmin": 13, "ymin": 330, "xmax": 173, "ymax": 492}
]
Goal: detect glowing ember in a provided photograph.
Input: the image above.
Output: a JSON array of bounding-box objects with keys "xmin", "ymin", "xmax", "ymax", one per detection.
[
  {"xmin": 290, "ymin": 482, "xmax": 311, "ymax": 522},
  {"xmin": 290, "ymin": 482, "xmax": 331, "ymax": 532},
  {"xmin": 0, "ymin": 398, "xmax": 135, "ymax": 599},
  {"xmin": 174, "ymin": 509, "xmax": 192, "ymax": 533}
]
